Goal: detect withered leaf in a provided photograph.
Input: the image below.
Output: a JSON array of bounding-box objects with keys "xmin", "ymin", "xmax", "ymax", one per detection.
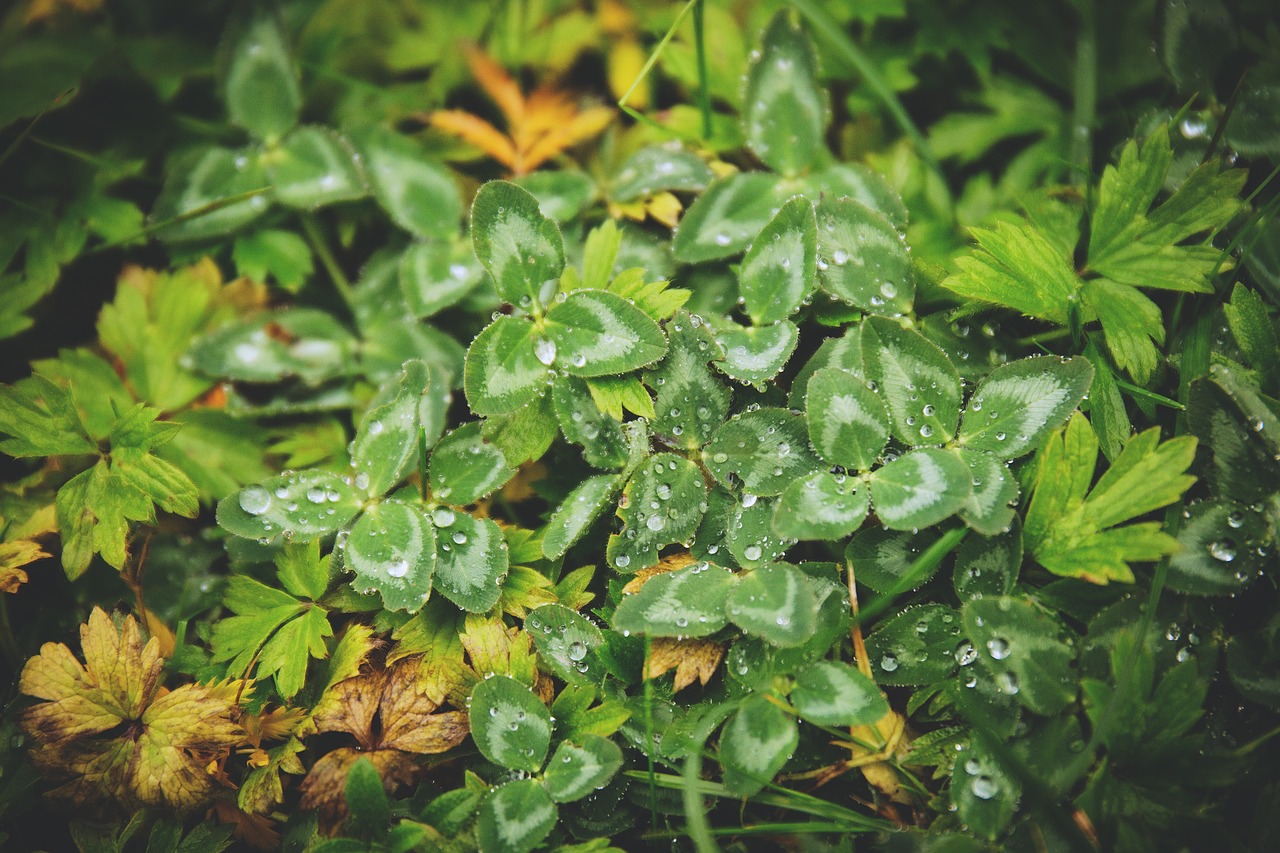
[{"xmin": 645, "ymin": 637, "xmax": 725, "ymax": 692}]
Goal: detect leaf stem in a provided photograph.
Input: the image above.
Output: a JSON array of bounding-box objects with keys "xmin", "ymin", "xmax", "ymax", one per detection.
[
  {"xmin": 300, "ymin": 212, "xmax": 356, "ymax": 315},
  {"xmin": 693, "ymin": 0, "xmax": 713, "ymax": 140},
  {"xmin": 1070, "ymin": 0, "xmax": 1098, "ymax": 184}
]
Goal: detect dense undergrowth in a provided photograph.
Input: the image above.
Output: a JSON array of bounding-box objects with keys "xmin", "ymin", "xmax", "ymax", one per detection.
[{"xmin": 2, "ymin": 1, "xmax": 1280, "ymax": 851}]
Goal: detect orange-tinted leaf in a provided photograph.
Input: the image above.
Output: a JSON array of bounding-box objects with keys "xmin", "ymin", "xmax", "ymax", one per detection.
[
  {"xmin": 646, "ymin": 637, "xmax": 725, "ymax": 692},
  {"xmin": 465, "ymin": 45, "xmax": 525, "ymax": 127},
  {"xmin": 430, "ymin": 110, "xmax": 518, "ymax": 169}
]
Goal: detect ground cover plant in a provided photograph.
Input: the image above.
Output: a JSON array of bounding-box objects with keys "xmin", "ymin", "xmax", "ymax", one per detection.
[{"xmin": 1, "ymin": 0, "xmax": 1279, "ymax": 850}]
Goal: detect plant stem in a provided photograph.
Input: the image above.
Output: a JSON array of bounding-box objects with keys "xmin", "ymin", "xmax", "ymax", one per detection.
[
  {"xmin": 300, "ymin": 212, "xmax": 356, "ymax": 314},
  {"xmin": 693, "ymin": 0, "xmax": 713, "ymax": 139},
  {"xmin": 1070, "ymin": 0, "xmax": 1097, "ymax": 186}
]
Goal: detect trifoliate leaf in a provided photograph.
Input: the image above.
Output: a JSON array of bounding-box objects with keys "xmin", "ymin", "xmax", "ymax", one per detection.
[
  {"xmin": 846, "ymin": 527, "xmax": 944, "ymax": 593},
  {"xmin": 645, "ymin": 311, "xmax": 729, "ymax": 449},
  {"xmin": 860, "ymin": 316, "xmax": 962, "ymax": 445},
  {"xmin": 963, "ymin": 596, "xmax": 1076, "ymax": 715},
  {"xmin": 953, "ymin": 740, "xmax": 1021, "ymax": 840},
  {"xmin": 869, "ymin": 447, "xmax": 971, "ymax": 530},
  {"xmin": 953, "ymin": 521, "xmax": 1021, "ymax": 600},
  {"xmin": 815, "ymin": 197, "xmax": 914, "ymax": 315},
  {"xmin": 725, "ymin": 562, "xmax": 817, "ymax": 647},
  {"xmin": 719, "ymin": 695, "xmax": 799, "ymax": 796},
  {"xmin": 471, "ymin": 180, "xmax": 565, "ymax": 307},
  {"xmin": 742, "ymin": 10, "xmax": 826, "ymax": 176},
  {"xmin": 726, "ymin": 494, "xmax": 794, "ymax": 568},
  {"xmin": 739, "ymin": 197, "xmax": 817, "ymax": 325},
  {"xmin": 802, "ymin": 163, "xmax": 909, "ymax": 231},
  {"xmin": 958, "ymin": 355, "xmax": 1093, "ymax": 459},
  {"xmin": 612, "ymin": 561, "xmax": 736, "ymax": 638},
  {"xmin": 1166, "ymin": 498, "xmax": 1272, "ymax": 596},
  {"xmin": 805, "ymin": 367, "xmax": 890, "ymax": 470},
  {"xmin": 672, "ymin": 172, "xmax": 787, "ymax": 263},
  {"xmin": 349, "ymin": 125, "xmax": 462, "ymax": 240},
  {"xmin": 526, "ymin": 604, "xmax": 606, "ymax": 686},
  {"xmin": 218, "ymin": 469, "xmax": 362, "ymax": 543},
  {"xmin": 151, "ymin": 146, "xmax": 269, "ymax": 242},
  {"xmin": 607, "ymin": 453, "xmax": 707, "ymax": 572},
  {"xmin": 543, "ymin": 289, "xmax": 668, "ymax": 377},
  {"xmin": 704, "ymin": 408, "xmax": 820, "ymax": 497}
]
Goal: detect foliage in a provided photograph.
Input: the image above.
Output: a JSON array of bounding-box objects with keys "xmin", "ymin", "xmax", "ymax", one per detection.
[{"xmin": 1, "ymin": 1, "xmax": 1279, "ymax": 852}]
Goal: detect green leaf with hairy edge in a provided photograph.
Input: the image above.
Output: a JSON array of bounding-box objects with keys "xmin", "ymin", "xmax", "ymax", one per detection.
[
  {"xmin": 739, "ymin": 197, "xmax": 816, "ymax": 325},
  {"xmin": 1225, "ymin": 283, "xmax": 1280, "ymax": 373},
  {"xmin": 482, "ymin": 393, "xmax": 557, "ymax": 468},
  {"xmin": 543, "ymin": 474, "xmax": 620, "ymax": 561},
  {"xmin": 846, "ymin": 527, "xmax": 944, "ymax": 593},
  {"xmin": 713, "ymin": 320, "xmax": 798, "ymax": 387},
  {"xmin": 743, "ymin": 10, "xmax": 826, "ymax": 176},
  {"xmin": 870, "ymin": 448, "xmax": 971, "ymax": 530},
  {"xmin": 964, "ymin": 596, "xmax": 1076, "ymax": 715},
  {"xmin": 788, "ymin": 325, "xmax": 864, "ymax": 408},
  {"xmin": 187, "ymin": 308, "xmax": 354, "ymax": 384},
  {"xmin": 727, "ymin": 496, "xmax": 794, "ymax": 568},
  {"xmin": 805, "ymin": 367, "xmax": 889, "ymax": 470},
  {"xmin": 864, "ymin": 604, "xmax": 963, "ymax": 686},
  {"xmin": 955, "ymin": 448, "xmax": 1019, "ymax": 536},
  {"xmin": 611, "ymin": 562, "xmax": 735, "ymax": 637},
  {"xmin": 221, "ymin": 9, "xmax": 299, "ymax": 141},
  {"xmin": 476, "ymin": 779, "xmax": 557, "ymax": 853},
  {"xmin": 1188, "ymin": 366, "xmax": 1280, "ymax": 506},
  {"xmin": 959, "ymin": 356, "xmax": 1093, "ymax": 459},
  {"xmin": 526, "ymin": 604, "xmax": 606, "ymax": 686},
  {"xmin": 543, "ymin": 289, "xmax": 667, "ymax": 377},
  {"xmin": 953, "ymin": 741, "xmax": 1020, "ymax": 840},
  {"xmin": 1082, "ymin": 279, "xmax": 1163, "ymax": 383},
  {"xmin": 773, "ymin": 471, "xmax": 869, "ymax": 541},
  {"xmin": 471, "ymin": 181, "xmax": 565, "ymax": 306},
  {"xmin": 606, "ymin": 453, "xmax": 707, "ymax": 572},
  {"xmin": 954, "ymin": 521, "xmax": 1021, "ymax": 600},
  {"xmin": 351, "ymin": 360, "xmax": 430, "ymax": 498},
  {"xmin": 814, "ymin": 197, "xmax": 914, "ymax": 315},
  {"xmin": 0, "ymin": 374, "xmax": 95, "ymax": 457},
  {"xmin": 672, "ymin": 172, "xmax": 787, "ymax": 263},
  {"xmin": 516, "ymin": 169, "xmax": 597, "ymax": 223},
  {"xmin": 463, "ymin": 316, "xmax": 549, "ymax": 416},
  {"xmin": 861, "ymin": 316, "xmax": 962, "ymax": 445},
  {"xmin": 611, "ymin": 144, "xmax": 715, "ymax": 202},
  {"xmin": 719, "ymin": 695, "xmax": 799, "ymax": 796},
  {"xmin": 704, "ymin": 408, "xmax": 819, "ymax": 496},
  {"xmin": 1167, "ymin": 498, "xmax": 1272, "ymax": 596},
  {"xmin": 791, "ymin": 662, "xmax": 888, "ymax": 726},
  {"xmin": 152, "ymin": 146, "xmax": 269, "ymax": 242},
  {"xmin": 398, "ymin": 240, "xmax": 483, "ymax": 318},
  {"xmin": 218, "ymin": 469, "xmax": 362, "ymax": 542},
  {"xmin": 232, "ymin": 228, "xmax": 312, "ymax": 290},
  {"xmin": 344, "ymin": 500, "xmax": 436, "ymax": 613},
  {"xmin": 604, "ymin": 267, "xmax": 691, "ymax": 323},
  {"xmin": 545, "ymin": 735, "xmax": 623, "ymax": 802},
  {"xmin": 429, "ymin": 422, "xmax": 513, "ymax": 506},
  {"xmin": 276, "ymin": 537, "xmax": 329, "ymax": 601},
  {"xmin": 267, "ymin": 127, "xmax": 366, "ymax": 209},
  {"xmin": 580, "ymin": 219, "xmax": 622, "ymax": 291},
  {"xmin": 1025, "ymin": 414, "xmax": 1196, "ymax": 583},
  {"xmin": 802, "ymin": 163, "xmax": 909, "ymax": 232},
  {"xmin": 469, "ymin": 675, "xmax": 552, "ymax": 772},
  {"xmin": 585, "ymin": 374, "xmax": 656, "ymax": 420},
  {"xmin": 645, "ymin": 311, "xmax": 730, "ymax": 450},
  {"xmin": 433, "ymin": 513, "xmax": 508, "ymax": 613},
  {"xmin": 941, "ymin": 220, "xmax": 1078, "ymax": 324},
  {"xmin": 348, "ymin": 125, "xmax": 461, "ymax": 239},
  {"xmin": 725, "ymin": 562, "xmax": 816, "ymax": 647},
  {"xmin": 257, "ymin": 606, "xmax": 332, "ymax": 699}
]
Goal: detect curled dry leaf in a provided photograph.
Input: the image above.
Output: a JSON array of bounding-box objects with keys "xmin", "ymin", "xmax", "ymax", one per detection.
[
  {"xmin": 298, "ymin": 655, "xmax": 470, "ymax": 832},
  {"xmin": 620, "ymin": 550, "xmax": 698, "ymax": 595},
  {"xmin": 645, "ymin": 636, "xmax": 726, "ymax": 692},
  {"xmin": 18, "ymin": 606, "xmax": 245, "ymax": 814}
]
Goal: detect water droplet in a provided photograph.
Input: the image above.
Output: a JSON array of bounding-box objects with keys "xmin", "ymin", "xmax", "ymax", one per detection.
[
  {"xmin": 744, "ymin": 545, "xmax": 763, "ymax": 561},
  {"xmin": 453, "ymin": 531, "xmax": 468, "ymax": 545},
  {"xmin": 354, "ymin": 472, "xmax": 371, "ymax": 491},
  {"xmin": 741, "ymin": 493, "xmax": 758, "ymax": 508},
  {"xmin": 238, "ymin": 486, "xmax": 272, "ymax": 515},
  {"xmin": 1209, "ymin": 540, "xmax": 1237, "ymax": 562},
  {"xmin": 880, "ymin": 653, "xmax": 899, "ymax": 672},
  {"xmin": 534, "ymin": 338, "xmax": 557, "ymax": 366},
  {"xmin": 367, "ymin": 419, "xmax": 384, "ymax": 436},
  {"xmin": 986, "ymin": 637, "xmax": 1011, "ymax": 660},
  {"xmin": 971, "ymin": 775, "xmax": 999, "ymax": 800},
  {"xmin": 615, "ymin": 554, "xmax": 631, "ymax": 568}
]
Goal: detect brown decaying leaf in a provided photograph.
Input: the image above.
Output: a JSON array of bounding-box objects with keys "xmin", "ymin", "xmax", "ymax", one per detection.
[
  {"xmin": 427, "ymin": 45, "xmax": 614, "ymax": 175},
  {"xmin": 621, "ymin": 551, "xmax": 698, "ymax": 595},
  {"xmin": 0, "ymin": 539, "xmax": 50, "ymax": 593},
  {"xmin": 645, "ymin": 637, "xmax": 725, "ymax": 692},
  {"xmin": 18, "ymin": 607, "xmax": 245, "ymax": 814},
  {"xmin": 298, "ymin": 655, "xmax": 469, "ymax": 832}
]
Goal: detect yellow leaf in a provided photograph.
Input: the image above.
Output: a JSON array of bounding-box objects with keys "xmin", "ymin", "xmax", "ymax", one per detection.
[
  {"xmin": 429, "ymin": 110, "xmax": 518, "ymax": 169},
  {"xmin": 0, "ymin": 539, "xmax": 49, "ymax": 593},
  {"xmin": 608, "ymin": 39, "xmax": 648, "ymax": 108},
  {"xmin": 645, "ymin": 191, "xmax": 684, "ymax": 228},
  {"xmin": 646, "ymin": 637, "xmax": 725, "ymax": 692},
  {"xmin": 465, "ymin": 45, "xmax": 525, "ymax": 128},
  {"xmin": 621, "ymin": 551, "xmax": 697, "ymax": 595}
]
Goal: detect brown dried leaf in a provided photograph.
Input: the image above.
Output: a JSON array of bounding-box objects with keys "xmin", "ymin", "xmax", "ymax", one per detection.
[
  {"xmin": 0, "ymin": 539, "xmax": 49, "ymax": 593},
  {"xmin": 621, "ymin": 551, "xmax": 697, "ymax": 595},
  {"xmin": 646, "ymin": 637, "xmax": 725, "ymax": 692}
]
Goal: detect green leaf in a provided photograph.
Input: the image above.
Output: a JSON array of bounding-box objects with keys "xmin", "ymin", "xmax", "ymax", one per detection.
[
  {"xmin": 515, "ymin": 169, "xmax": 598, "ymax": 223},
  {"xmin": 870, "ymin": 448, "xmax": 971, "ymax": 530},
  {"xmin": 725, "ymin": 562, "xmax": 817, "ymax": 647},
  {"xmin": 860, "ymin": 316, "xmax": 963, "ymax": 445},
  {"xmin": 719, "ymin": 695, "xmax": 799, "ymax": 796},
  {"xmin": 1224, "ymin": 283, "xmax": 1280, "ymax": 375},
  {"xmin": 543, "ymin": 474, "xmax": 621, "ymax": 561},
  {"xmin": 742, "ymin": 11, "xmax": 826, "ymax": 176},
  {"xmin": 603, "ymin": 267, "xmax": 691, "ymax": 323},
  {"xmin": 606, "ymin": 453, "xmax": 707, "ymax": 572},
  {"xmin": 805, "ymin": 367, "xmax": 890, "ymax": 470},
  {"xmin": 0, "ymin": 374, "xmax": 95, "ymax": 457},
  {"xmin": 713, "ymin": 320, "xmax": 799, "ymax": 387},
  {"xmin": 802, "ymin": 163, "xmax": 909, "ymax": 231},
  {"xmin": 1025, "ymin": 414, "xmax": 1196, "ymax": 583},
  {"xmin": 963, "ymin": 596, "xmax": 1076, "ymax": 715},
  {"xmin": 790, "ymin": 662, "xmax": 889, "ymax": 726},
  {"xmin": 954, "ymin": 449, "xmax": 1019, "ymax": 535},
  {"xmin": 1083, "ymin": 340, "xmax": 1131, "ymax": 462},
  {"xmin": 941, "ymin": 220, "xmax": 1078, "ymax": 324},
  {"xmin": 544, "ymin": 735, "xmax": 624, "ymax": 803},
  {"xmin": 482, "ymin": 394, "xmax": 558, "ymax": 468},
  {"xmin": 259, "ymin": 606, "xmax": 332, "ymax": 699},
  {"xmin": 218, "ymin": 469, "xmax": 362, "ymax": 542},
  {"xmin": 704, "ymin": 408, "xmax": 820, "ymax": 497},
  {"xmin": 584, "ymin": 374, "xmax": 656, "ymax": 421},
  {"xmin": 959, "ymin": 356, "xmax": 1093, "ymax": 459},
  {"xmin": 221, "ymin": 9, "xmax": 300, "ymax": 141},
  {"xmin": 1188, "ymin": 365, "xmax": 1280, "ymax": 506},
  {"xmin": 954, "ymin": 521, "xmax": 1021, "ymax": 600},
  {"xmin": 772, "ymin": 470, "xmax": 869, "ymax": 541},
  {"xmin": 352, "ymin": 360, "xmax": 432, "ymax": 498},
  {"xmin": 1228, "ymin": 61, "xmax": 1280, "ymax": 158},
  {"xmin": 739, "ymin": 197, "xmax": 817, "ymax": 325},
  {"xmin": 232, "ymin": 229, "xmax": 312, "ymax": 290},
  {"xmin": 398, "ymin": 240, "xmax": 482, "ymax": 319},
  {"xmin": 1166, "ymin": 499, "xmax": 1271, "ymax": 596},
  {"xmin": 952, "ymin": 741, "xmax": 1020, "ymax": 840},
  {"xmin": 276, "ymin": 538, "xmax": 330, "ymax": 601},
  {"xmin": 345, "ymin": 757, "xmax": 391, "ymax": 839},
  {"xmin": 580, "ymin": 220, "xmax": 622, "ymax": 291},
  {"xmin": 464, "ymin": 316, "xmax": 549, "ymax": 416},
  {"xmin": 543, "ymin": 290, "xmax": 668, "ymax": 377},
  {"xmin": 1081, "ymin": 279, "xmax": 1164, "ymax": 383},
  {"xmin": 344, "ymin": 500, "xmax": 436, "ymax": 614},
  {"xmin": 187, "ymin": 309, "xmax": 354, "ymax": 384},
  {"xmin": 611, "ymin": 561, "xmax": 736, "ymax": 637},
  {"xmin": 611, "ymin": 145, "xmax": 715, "ymax": 202},
  {"xmin": 864, "ymin": 604, "xmax": 963, "ymax": 686},
  {"xmin": 429, "ymin": 422, "xmax": 513, "ymax": 506},
  {"xmin": 789, "ymin": 326, "xmax": 865, "ymax": 408},
  {"xmin": 211, "ymin": 576, "xmax": 329, "ymax": 698},
  {"xmin": 645, "ymin": 311, "xmax": 730, "ymax": 449},
  {"xmin": 476, "ymin": 779, "xmax": 557, "ymax": 853},
  {"xmin": 471, "ymin": 181, "xmax": 565, "ymax": 307},
  {"xmin": 430, "ymin": 512, "xmax": 508, "ymax": 613},
  {"xmin": 725, "ymin": 494, "xmax": 793, "ymax": 568},
  {"xmin": 151, "ymin": 146, "xmax": 269, "ymax": 242},
  {"xmin": 267, "ymin": 127, "xmax": 367, "ymax": 209},
  {"xmin": 526, "ymin": 604, "xmax": 606, "ymax": 686},
  {"xmin": 672, "ymin": 172, "xmax": 787, "ymax": 263},
  {"xmin": 348, "ymin": 125, "xmax": 461, "ymax": 239},
  {"xmin": 469, "ymin": 675, "xmax": 552, "ymax": 772},
  {"xmin": 814, "ymin": 197, "xmax": 914, "ymax": 315}
]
